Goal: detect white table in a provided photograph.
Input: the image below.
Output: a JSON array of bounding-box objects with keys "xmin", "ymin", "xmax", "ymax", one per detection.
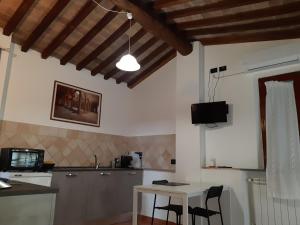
[{"xmin": 132, "ymin": 183, "xmax": 220, "ymax": 225}]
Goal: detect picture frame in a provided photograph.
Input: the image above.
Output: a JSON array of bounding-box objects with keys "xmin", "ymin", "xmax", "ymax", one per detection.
[{"xmin": 50, "ymin": 81, "xmax": 102, "ymax": 127}]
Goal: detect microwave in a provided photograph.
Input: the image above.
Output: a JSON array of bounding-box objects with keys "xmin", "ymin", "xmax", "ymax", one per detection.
[{"xmin": 0, "ymin": 148, "xmax": 44, "ymax": 171}]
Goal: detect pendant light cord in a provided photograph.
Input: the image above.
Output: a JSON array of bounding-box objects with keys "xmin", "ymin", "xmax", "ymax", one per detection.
[
  {"xmin": 91, "ymin": 0, "xmax": 128, "ymax": 14},
  {"xmin": 128, "ymin": 18, "xmax": 131, "ymax": 54},
  {"xmin": 91, "ymin": 0, "xmax": 132, "ymax": 55}
]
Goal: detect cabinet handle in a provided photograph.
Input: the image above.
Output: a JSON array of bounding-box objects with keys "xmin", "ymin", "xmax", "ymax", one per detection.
[
  {"xmin": 128, "ymin": 172, "xmax": 137, "ymax": 175},
  {"xmin": 66, "ymin": 173, "xmax": 77, "ymax": 177},
  {"xmin": 100, "ymin": 172, "xmax": 111, "ymax": 176},
  {"xmin": 14, "ymin": 174, "xmax": 23, "ymax": 177}
]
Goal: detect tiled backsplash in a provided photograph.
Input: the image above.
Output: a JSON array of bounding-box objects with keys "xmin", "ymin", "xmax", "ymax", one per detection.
[{"xmin": 0, "ymin": 120, "xmax": 175, "ymax": 171}]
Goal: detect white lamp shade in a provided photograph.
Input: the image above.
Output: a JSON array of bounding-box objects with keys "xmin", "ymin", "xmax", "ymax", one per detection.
[{"xmin": 116, "ymin": 54, "xmax": 140, "ymax": 72}]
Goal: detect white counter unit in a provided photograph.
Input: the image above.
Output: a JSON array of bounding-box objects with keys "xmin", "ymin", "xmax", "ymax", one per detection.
[{"xmin": 0, "ymin": 172, "xmax": 52, "ymax": 187}]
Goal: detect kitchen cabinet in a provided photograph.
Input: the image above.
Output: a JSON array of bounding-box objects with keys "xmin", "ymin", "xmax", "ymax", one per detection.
[
  {"xmin": 51, "ymin": 170, "xmax": 143, "ymax": 225},
  {"xmin": 115, "ymin": 171, "xmax": 143, "ymax": 214},
  {"xmin": 85, "ymin": 171, "xmax": 117, "ymax": 220},
  {"xmin": 51, "ymin": 171, "xmax": 89, "ymax": 225}
]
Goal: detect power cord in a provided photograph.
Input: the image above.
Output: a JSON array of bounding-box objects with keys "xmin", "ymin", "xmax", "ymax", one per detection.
[
  {"xmin": 91, "ymin": 0, "xmax": 128, "ymax": 14},
  {"xmin": 206, "ymin": 70, "xmax": 222, "ymax": 128},
  {"xmin": 212, "ymin": 71, "xmax": 221, "ymax": 102},
  {"xmin": 208, "ymin": 71, "xmax": 212, "ymax": 102}
]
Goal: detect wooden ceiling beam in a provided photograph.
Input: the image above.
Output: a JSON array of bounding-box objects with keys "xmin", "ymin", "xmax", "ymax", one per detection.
[
  {"xmin": 154, "ymin": 0, "xmax": 190, "ymax": 9},
  {"xmin": 21, "ymin": 0, "xmax": 71, "ymax": 52},
  {"xmin": 110, "ymin": 0, "xmax": 192, "ymax": 56},
  {"xmin": 91, "ymin": 29, "xmax": 146, "ymax": 76},
  {"xmin": 178, "ymin": 1, "xmax": 300, "ymax": 29},
  {"xmin": 60, "ymin": 6, "xmax": 118, "ymax": 65},
  {"xmin": 41, "ymin": 0, "xmax": 98, "ymax": 59},
  {"xmin": 198, "ymin": 28, "xmax": 300, "ymax": 45},
  {"xmin": 127, "ymin": 49, "xmax": 177, "ymax": 88},
  {"xmin": 3, "ymin": 0, "xmax": 35, "ymax": 36},
  {"xmin": 167, "ymin": 0, "xmax": 267, "ymax": 19},
  {"xmin": 104, "ymin": 67, "xmax": 120, "ymax": 81},
  {"xmin": 186, "ymin": 15, "xmax": 300, "ymax": 36},
  {"xmin": 76, "ymin": 20, "xmax": 133, "ymax": 71},
  {"xmin": 116, "ymin": 42, "xmax": 170, "ymax": 83},
  {"xmin": 130, "ymin": 37, "xmax": 157, "ymax": 57},
  {"xmin": 105, "ymin": 36, "xmax": 157, "ymax": 80}
]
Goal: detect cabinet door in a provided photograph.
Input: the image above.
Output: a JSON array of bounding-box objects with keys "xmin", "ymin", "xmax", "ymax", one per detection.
[
  {"xmin": 115, "ymin": 170, "xmax": 143, "ymax": 213},
  {"xmin": 51, "ymin": 171, "xmax": 89, "ymax": 225},
  {"xmin": 85, "ymin": 171, "xmax": 118, "ymax": 221}
]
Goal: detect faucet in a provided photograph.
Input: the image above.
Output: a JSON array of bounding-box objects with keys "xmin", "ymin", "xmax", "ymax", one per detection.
[{"xmin": 94, "ymin": 155, "xmax": 100, "ymax": 169}]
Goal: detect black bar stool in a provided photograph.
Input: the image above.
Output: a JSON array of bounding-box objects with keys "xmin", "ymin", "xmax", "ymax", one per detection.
[{"xmin": 192, "ymin": 185, "xmax": 224, "ymax": 225}]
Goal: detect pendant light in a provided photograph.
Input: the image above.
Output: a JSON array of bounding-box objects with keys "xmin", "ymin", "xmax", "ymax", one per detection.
[{"xmin": 116, "ymin": 13, "xmax": 140, "ymax": 72}]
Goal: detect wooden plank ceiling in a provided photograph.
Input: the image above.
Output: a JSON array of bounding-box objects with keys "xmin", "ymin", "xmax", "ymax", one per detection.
[{"xmin": 0, "ymin": 0, "xmax": 300, "ymax": 88}]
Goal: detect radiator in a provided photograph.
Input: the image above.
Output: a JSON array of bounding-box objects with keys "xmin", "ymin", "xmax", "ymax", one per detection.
[{"xmin": 248, "ymin": 177, "xmax": 300, "ymax": 225}]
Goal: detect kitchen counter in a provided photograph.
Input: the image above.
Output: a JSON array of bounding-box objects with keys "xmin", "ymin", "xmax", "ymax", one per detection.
[
  {"xmin": 53, "ymin": 166, "xmax": 143, "ymax": 172},
  {"xmin": 0, "ymin": 180, "xmax": 58, "ymax": 197},
  {"xmin": 52, "ymin": 166, "xmax": 175, "ymax": 172},
  {"xmin": 143, "ymin": 168, "xmax": 176, "ymax": 173},
  {"xmin": 51, "ymin": 169, "xmax": 143, "ymax": 225}
]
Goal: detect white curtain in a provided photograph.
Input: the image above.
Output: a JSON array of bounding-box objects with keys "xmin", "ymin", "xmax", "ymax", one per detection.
[{"xmin": 265, "ymin": 81, "xmax": 300, "ymax": 200}]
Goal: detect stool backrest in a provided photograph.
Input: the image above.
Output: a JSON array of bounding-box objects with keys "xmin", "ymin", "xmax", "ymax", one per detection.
[{"xmin": 206, "ymin": 185, "xmax": 223, "ymax": 201}]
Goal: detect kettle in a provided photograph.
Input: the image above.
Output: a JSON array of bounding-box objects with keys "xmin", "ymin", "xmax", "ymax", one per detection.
[{"xmin": 129, "ymin": 152, "xmax": 142, "ymax": 169}]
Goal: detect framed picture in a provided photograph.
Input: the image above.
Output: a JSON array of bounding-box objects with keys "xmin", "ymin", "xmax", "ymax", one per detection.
[{"xmin": 50, "ymin": 81, "xmax": 102, "ymax": 127}]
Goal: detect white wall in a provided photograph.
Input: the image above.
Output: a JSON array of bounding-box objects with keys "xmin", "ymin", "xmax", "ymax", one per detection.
[
  {"xmin": 204, "ymin": 39, "xmax": 300, "ymax": 169},
  {"xmin": 3, "ymin": 44, "xmax": 134, "ymax": 135},
  {"xmin": 0, "ymin": 33, "xmax": 12, "ymax": 119},
  {"xmin": 129, "ymin": 58, "xmax": 176, "ymax": 136},
  {"xmin": 138, "ymin": 42, "xmax": 206, "ymax": 223},
  {"xmin": 202, "ymin": 39, "xmax": 300, "ymax": 225},
  {"xmin": 127, "ymin": 57, "xmax": 177, "ymax": 221},
  {"xmin": 175, "ymin": 42, "xmax": 203, "ymax": 182}
]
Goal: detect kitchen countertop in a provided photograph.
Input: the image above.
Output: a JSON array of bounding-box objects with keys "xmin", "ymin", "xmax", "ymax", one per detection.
[
  {"xmin": 52, "ymin": 166, "xmax": 175, "ymax": 173},
  {"xmin": 0, "ymin": 181, "xmax": 58, "ymax": 197},
  {"xmin": 53, "ymin": 166, "xmax": 144, "ymax": 172}
]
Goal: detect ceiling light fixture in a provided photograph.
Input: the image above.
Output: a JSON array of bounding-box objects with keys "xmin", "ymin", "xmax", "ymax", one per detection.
[{"xmin": 116, "ymin": 13, "xmax": 140, "ymax": 72}]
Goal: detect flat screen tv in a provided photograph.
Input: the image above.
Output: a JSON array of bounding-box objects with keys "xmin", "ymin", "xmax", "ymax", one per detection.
[{"xmin": 191, "ymin": 101, "xmax": 229, "ymax": 124}]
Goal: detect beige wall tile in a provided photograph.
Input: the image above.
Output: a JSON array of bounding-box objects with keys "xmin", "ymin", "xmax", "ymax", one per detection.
[{"xmin": 0, "ymin": 120, "xmax": 175, "ymax": 171}]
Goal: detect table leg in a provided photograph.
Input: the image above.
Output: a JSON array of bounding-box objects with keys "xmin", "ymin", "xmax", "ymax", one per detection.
[
  {"xmin": 182, "ymin": 194, "xmax": 189, "ymax": 225},
  {"xmin": 133, "ymin": 189, "xmax": 138, "ymax": 225}
]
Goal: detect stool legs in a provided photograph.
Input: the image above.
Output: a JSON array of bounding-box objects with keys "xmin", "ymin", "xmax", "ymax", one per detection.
[
  {"xmin": 166, "ymin": 197, "xmax": 171, "ymax": 225},
  {"xmin": 218, "ymin": 200, "xmax": 224, "ymax": 225},
  {"xmin": 151, "ymin": 195, "xmax": 157, "ymax": 225}
]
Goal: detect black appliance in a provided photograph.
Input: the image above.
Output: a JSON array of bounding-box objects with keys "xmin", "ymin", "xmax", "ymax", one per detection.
[
  {"xmin": 0, "ymin": 148, "xmax": 44, "ymax": 171},
  {"xmin": 191, "ymin": 101, "xmax": 229, "ymax": 124},
  {"xmin": 120, "ymin": 155, "xmax": 133, "ymax": 168}
]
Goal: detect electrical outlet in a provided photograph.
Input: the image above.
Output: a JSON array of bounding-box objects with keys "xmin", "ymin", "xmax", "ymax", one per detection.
[
  {"xmin": 171, "ymin": 159, "xmax": 176, "ymax": 165},
  {"xmin": 210, "ymin": 67, "xmax": 218, "ymax": 73},
  {"xmin": 219, "ymin": 65, "xmax": 227, "ymax": 72}
]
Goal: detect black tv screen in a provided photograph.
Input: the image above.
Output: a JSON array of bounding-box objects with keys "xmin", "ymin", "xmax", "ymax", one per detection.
[{"xmin": 191, "ymin": 101, "xmax": 229, "ymax": 124}]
